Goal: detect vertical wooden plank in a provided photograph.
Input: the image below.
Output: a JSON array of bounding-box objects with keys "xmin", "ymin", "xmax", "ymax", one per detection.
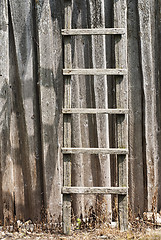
[
  {"xmin": 63, "ymin": 0, "xmax": 72, "ymax": 235},
  {"xmin": 9, "ymin": 0, "xmax": 43, "ymax": 221},
  {"xmin": 0, "ymin": 0, "xmax": 13, "ymax": 224},
  {"xmin": 128, "ymin": 1, "xmax": 144, "ymax": 215},
  {"xmin": 36, "ymin": 0, "xmax": 63, "ymax": 221},
  {"xmin": 114, "ymin": 0, "xmax": 128, "ymax": 231},
  {"xmin": 89, "ymin": 0, "xmax": 111, "ymax": 220}
]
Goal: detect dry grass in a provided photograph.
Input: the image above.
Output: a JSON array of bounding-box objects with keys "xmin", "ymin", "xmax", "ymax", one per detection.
[{"xmin": 1, "ymin": 218, "xmax": 161, "ymax": 239}]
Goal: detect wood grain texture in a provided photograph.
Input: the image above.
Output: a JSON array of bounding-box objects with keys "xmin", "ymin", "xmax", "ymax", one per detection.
[
  {"xmin": 36, "ymin": 0, "xmax": 63, "ymax": 221},
  {"xmin": 0, "ymin": 0, "xmax": 11, "ymax": 224},
  {"xmin": 138, "ymin": 0, "xmax": 161, "ymax": 212},
  {"xmin": 128, "ymin": 0, "xmax": 145, "ymax": 215}
]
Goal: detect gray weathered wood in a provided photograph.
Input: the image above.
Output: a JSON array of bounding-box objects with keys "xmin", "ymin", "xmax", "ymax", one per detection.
[
  {"xmin": 63, "ymin": 0, "xmax": 72, "ymax": 235},
  {"xmin": 0, "ymin": 0, "xmax": 11, "ymax": 223},
  {"xmin": 62, "ymin": 187, "xmax": 127, "ymax": 195},
  {"xmin": 114, "ymin": 0, "xmax": 128, "ymax": 231},
  {"xmin": 62, "ymin": 28, "xmax": 125, "ymax": 35},
  {"xmin": 62, "ymin": 148, "xmax": 128, "ymax": 155},
  {"xmin": 62, "ymin": 108, "xmax": 128, "ymax": 114},
  {"xmin": 63, "ymin": 68, "xmax": 127, "ymax": 76}
]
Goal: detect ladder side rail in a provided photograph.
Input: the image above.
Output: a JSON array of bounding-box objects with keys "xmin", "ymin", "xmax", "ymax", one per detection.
[
  {"xmin": 114, "ymin": 0, "xmax": 128, "ymax": 231},
  {"xmin": 63, "ymin": 0, "xmax": 72, "ymax": 235}
]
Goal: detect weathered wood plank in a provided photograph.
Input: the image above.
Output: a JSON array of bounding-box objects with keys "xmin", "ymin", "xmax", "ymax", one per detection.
[
  {"xmin": 63, "ymin": 0, "xmax": 72, "ymax": 235},
  {"xmin": 0, "ymin": 0, "xmax": 11, "ymax": 223},
  {"xmin": 62, "ymin": 187, "xmax": 127, "ymax": 195},
  {"xmin": 62, "ymin": 148, "xmax": 128, "ymax": 155},
  {"xmin": 63, "ymin": 68, "xmax": 127, "ymax": 75},
  {"xmin": 62, "ymin": 108, "xmax": 128, "ymax": 114},
  {"xmin": 62, "ymin": 28, "xmax": 125, "ymax": 35},
  {"xmin": 36, "ymin": 0, "xmax": 64, "ymax": 222},
  {"xmin": 114, "ymin": 0, "xmax": 128, "ymax": 231},
  {"xmin": 9, "ymin": 0, "xmax": 45, "ymax": 221},
  {"xmin": 88, "ymin": 0, "xmax": 112, "ymax": 217}
]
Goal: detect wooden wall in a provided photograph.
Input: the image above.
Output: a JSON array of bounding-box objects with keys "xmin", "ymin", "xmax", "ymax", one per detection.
[{"xmin": 0, "ymin": 0, "xmax": 160, "ymax": 224}]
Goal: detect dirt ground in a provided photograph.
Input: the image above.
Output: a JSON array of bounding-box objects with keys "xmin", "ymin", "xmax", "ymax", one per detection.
[{"xmin": 1, "ymin": 220, "xmax": 161, "ymax": 240}]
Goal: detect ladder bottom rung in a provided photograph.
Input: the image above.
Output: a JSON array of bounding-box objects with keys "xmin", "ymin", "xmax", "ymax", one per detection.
[
  {"xmin": 63, "ymin": 68, "xmax": 127, "ymax": 76},
  {"xmin": 62, "ymin": 28, "xmax": 126, "ymax": 35},
  {"xmin": 62, "ymin": 108, "xmax": 128, "ymax": 114},
  {"xmin": 62, "ymin": 148, "xmax": 128, "ymax": 155},
  {"xmin": 62, "ymin": 187, "xmax": 127, "ymax": 195}
]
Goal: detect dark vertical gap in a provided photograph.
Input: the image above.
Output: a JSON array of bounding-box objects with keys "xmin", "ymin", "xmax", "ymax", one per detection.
[
  {"xmin": 136, "ymin": 0, "xmax": 148, "ymax": 212},
  {"xmin": 32, "ymin": 0, "xmax": 45, "ymax": 221}
]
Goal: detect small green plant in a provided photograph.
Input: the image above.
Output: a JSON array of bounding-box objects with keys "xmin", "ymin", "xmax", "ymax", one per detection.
[{"xmin": 76, "ymin": 218, "xmax": 81, "ymax": 229}]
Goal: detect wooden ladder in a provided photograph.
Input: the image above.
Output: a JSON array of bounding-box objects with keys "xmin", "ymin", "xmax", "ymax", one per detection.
[{"xmin": 62, "ymin": 0, "xmax": 128, "ymax": 234}]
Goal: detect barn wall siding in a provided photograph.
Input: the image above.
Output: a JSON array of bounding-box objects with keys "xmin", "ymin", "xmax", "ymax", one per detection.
[{"xmin": 0, "ymin": 0, "xmax": 160, "ymax": 223}]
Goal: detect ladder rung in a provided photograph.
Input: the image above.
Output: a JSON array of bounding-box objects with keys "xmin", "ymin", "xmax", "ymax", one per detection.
[
  {"xmin": 62, "ymin": 28, "xmax": 125, "ymax": 35},
  {"xmin": 62, "ymin": 187, "xmax": 127, "ymax": 195},
  {"xmin": 63, "ymin": 69, "xmax": 127, "ymax": 76},
  {"xmin": 62, "ymin": 108, "xmax": 128, "ymax": 114},
  {"xmin": 62, "ymin": 148, "xmax": 128, "ymax": 155}
]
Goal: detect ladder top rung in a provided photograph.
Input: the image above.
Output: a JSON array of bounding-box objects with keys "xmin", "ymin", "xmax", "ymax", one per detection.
[
  {"xmin": 62, "ymin": 148, "xmax": 128, "ymax": 155},
  {"xmin": 62, "ymin": 28, "xmax": 126, "ymax": 35},
  {"xmin": 62, "ymin": 187, "xmax": 127, "ymax": 195},
  {"xmin": 63, "ymin": 69, "xmax": 127, "ymax": 76},
  {"xmin": 62, "ymin": 108, "xmax": 128, "ymax": 114}
]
